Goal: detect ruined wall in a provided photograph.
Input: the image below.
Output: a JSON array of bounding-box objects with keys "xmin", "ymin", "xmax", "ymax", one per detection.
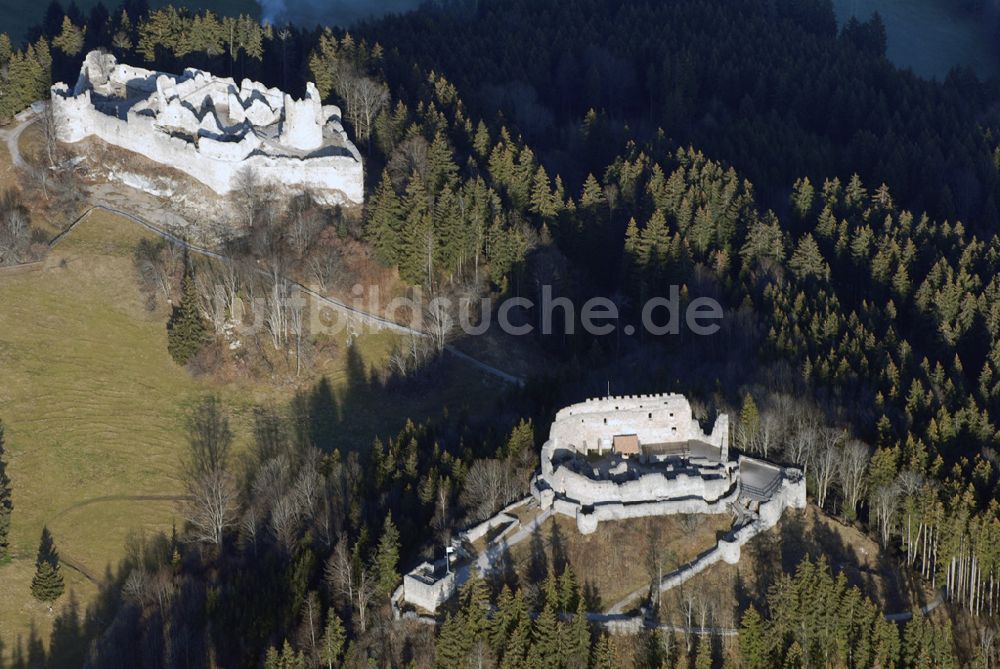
[
  {"xmin": 547, "ymin": 463, "xmax": 735, "ymax": 506},
  {"xmin": 402, "ymin": 563, "xmax": 456, "ymax": 613},
  {"xmin": 549, "ymin": 394, "xmax": 727, "ymax": 458},
  {"xmin": 50, "ymin": 52, "xmax": 364, "ymax": 206}
]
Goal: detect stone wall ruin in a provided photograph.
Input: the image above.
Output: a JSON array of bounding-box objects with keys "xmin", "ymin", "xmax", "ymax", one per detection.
[{"xmin": 51, "ymin": 50, "xmax": 363, "ymax": 206}]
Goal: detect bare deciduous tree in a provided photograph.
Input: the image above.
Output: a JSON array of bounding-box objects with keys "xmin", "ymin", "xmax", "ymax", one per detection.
[
  {"xmin": 354, "ymin": 566, "xmax": 376, "ymax": 634},
  {"xmin": 0, "ymin": 189, "xmax": 31, "ymax": 266},
  {"xmin": 269, "ymin": 492, "xmax": 302, "ymax": 551},
  {"xmin": 181, "ymin": 396, "xmax": 239, "ymax": 545},
  {"xmin": 325, "ymin": 537, "xmax": 354, "ymax": 603},
  {"xmin": 424, "ymin": 296, "xmax": 454, "ymax": 354},
  {"xmin": 461, "ymin": 459, "xmax": 520, "ymax": 522},
  {"xmin": 784, "ymin": 404, "xmax": 821, "ymax": 473},
  {"xmin": 293, "ymin": 450, "xmax": 322, "ymax": 514},
  {"xmin": 872, "ymin": 482, "xmax": 898, "ymax": 547},
  {"xmin": 345, "ymin": 77, "xmax": 389, "ymax": 144},
  {"xmin": 837, "ymin": 439, "xmax": 871, "ymax": 520},
  {"xmin": 231, "ymin": 167, "xmax": 271, "ymax": 233},
  {"xmin": 387, "ymin": 136, "xmax": 429, "ymax": 190},
  {"xmin": 184, "ymin": 466, "xmax": 240, "ymax": 545},
  {"xmin": 432, "ymin": 477, "xmax": 452, "ymax": 544},
  {"xmin": 810, "ymin": 428, "xmax": 844, "ymax": 511}
]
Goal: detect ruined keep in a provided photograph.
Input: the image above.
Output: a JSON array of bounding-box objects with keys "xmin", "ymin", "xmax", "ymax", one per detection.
[{"xmin": 50, "ymin": 51, "xmax": 364, "ymax": 205}]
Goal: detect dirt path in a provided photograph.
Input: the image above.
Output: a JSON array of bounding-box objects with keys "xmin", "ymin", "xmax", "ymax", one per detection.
[{"xmin": 50, "ymin": 494, "xmax": 190, "ymax": 520}]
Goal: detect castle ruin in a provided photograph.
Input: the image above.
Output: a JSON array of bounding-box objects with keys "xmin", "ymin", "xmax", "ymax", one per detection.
[
  {"xmin": 532, "ymin": 393, "xmax": 805, "ymax": 534},
  {"xmin": 400, "ymin": 393, "xmax": 806, "ymax": 614},
  {"xmin": 50, "ymin": 50, "xmax": 363, "ymax": 206}
]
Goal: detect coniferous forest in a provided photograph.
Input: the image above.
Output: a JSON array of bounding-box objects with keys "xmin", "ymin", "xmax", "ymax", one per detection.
[{"xmin": 3, "ymin": 0, "xmax": 1000, "ymax": 666}]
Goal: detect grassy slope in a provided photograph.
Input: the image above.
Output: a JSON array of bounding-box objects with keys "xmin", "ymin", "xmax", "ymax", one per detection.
[
  {"xmin": 0, "ymin": 211, "xmax": 213, "ymax": 652},
  {"xmin": 0, "ymin": 206, "xmax": 504, "ymax": 660}
]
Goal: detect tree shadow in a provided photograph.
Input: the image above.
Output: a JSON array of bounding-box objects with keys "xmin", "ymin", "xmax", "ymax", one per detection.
[
  {"xmin": 487, "ymin": 543, "xmax": 520, "ymax": 595},
  {"xmin": 582, "ymin": 579, "xmax": 603, "ymax": 613},
  {"xmin": 527, "ymin": 523, "xmax": 548, "ymax": 586},
  {"xmin": 46, "ymin": 592, "xmax": 86, "ymax": 668},
  {"xmin": 548, "ymin": 520, "xmax": 567, "ymax": 575}
]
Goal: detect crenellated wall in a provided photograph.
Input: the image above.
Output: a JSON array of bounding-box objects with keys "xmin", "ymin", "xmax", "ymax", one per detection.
[{"xmin": 549, "ymin": 393, "xmax": 728, "ymax": 459}]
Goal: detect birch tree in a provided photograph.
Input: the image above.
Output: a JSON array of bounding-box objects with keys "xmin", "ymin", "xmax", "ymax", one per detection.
[{"xmin": 837, "ymin": 439, "xmax": 871, "ymax": 521}]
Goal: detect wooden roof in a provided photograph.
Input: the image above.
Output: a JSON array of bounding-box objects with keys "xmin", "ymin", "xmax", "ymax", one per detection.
[{"xmin": 612, "ymin": 434, "xmax": 640, "ymax": 455}]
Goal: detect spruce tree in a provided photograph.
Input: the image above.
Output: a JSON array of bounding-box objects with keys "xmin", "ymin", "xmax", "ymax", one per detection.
[
  {"xmin": 501, "ymin": 616, "xmax": 531, "ymax": 669},
  {"xmin": 590, "ymin": 634, "xmax": 614, "ymax": 669},
  {"xmin": 737, "ymin": 393, "xmax": 761, "ymax": 452},
  {"xmin": 791, "ymin": 176, "xmax": 815, "ymax": 219},
  {"xmin": 30, "ymin": 529, "xmax": 64, "ymax": 605},
  {"xmin": 788, "ymin": 233, "xmax": 830, "ymax": 281},
  {"xmin": 0, "ymin": 420, "xmax": 12, "ymax": 560},
  {"xmin": 167, "ymin": 269, "xmax": 207, "ymax": 365},
  {"xmin": 318, "ymin": 611, "xmax": 345, "ymax": 669},
  {"xmin": 558, "ymin": 565, "xmax": 577, "ymax": 611},
  {"xmin": 580, "ymin": 174, "xmax": 606, "ymax": 209},
  {"xmin": 738, "ymin": 604, "xmax": 770, "ymax": 669},
  {"xmin": 435, "ymin": 612, "xmax": 470, "ymax": 669},
  {"xmin": 694, "ymin": 634, "xmax": 712, "ymax": 669},
  {"xmin": 374, "ymin": 513, "xmax": 400, "ymax": 599},
  {"xmin": 528, "ymin": 601, "xmax": 561, "ymax": 669},
  {"xmin": 564, "ymin": 598, "xmax": 590, "ymax": 669},
  {"xmin": 53, "ymin": 16, "xmax": 84, "ymax": 56}
]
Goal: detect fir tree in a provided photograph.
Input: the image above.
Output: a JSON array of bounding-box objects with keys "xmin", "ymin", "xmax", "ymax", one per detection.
[
  {"xmin": 788, "ymin": 233, "xmax": 830, "ymax": 281},
  {"xmin": 694, "ymin": 634, "xmax": 712, "ymax": 669},
  {"xmin": 318, "ymin": 611, "xmax": 345, "ymax": 669},
  {"xmin": 590, "ymin": 634, "xmax": 614, "ymax": 669},
  {"xmin": 791, "ymin": 176, "xmax": 815, "ymax": 219},
  {"xmin": 564, "ymin": 597, "xmax": 590, "ymax": 669},
  {"xmin": 374, "ymin": 512, "xmax": 400, "ymax": 599},
  {"xmin": 739, "ymin": 605, "xmax": 770, "ymax": 669},
  {"xmin": 167, "ymin": 268, "xmax": 208, "ymax": 365},
  {"xmin": 528, "ymin": 601, "xmax": 561, "ymax": 669},
  {"xmin": 53, "ymin": 16, "xmax": 85, "ymax": 55},
  {"xmin": 30, "ymin": 528, "xmax": 64, "ymax": 605}
]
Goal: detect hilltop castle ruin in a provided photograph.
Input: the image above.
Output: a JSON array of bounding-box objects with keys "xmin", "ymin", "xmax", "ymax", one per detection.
[
  {"xmin": 50, "ymin": 50, "xmax": 363, "ymax": 206},
  {"xmin": 533, "ymin": 393, "xmax": 805, "ymax": 534},
  {"xmin": 398, "ymin": 393, "xmax": 807, "ymax": 615}
]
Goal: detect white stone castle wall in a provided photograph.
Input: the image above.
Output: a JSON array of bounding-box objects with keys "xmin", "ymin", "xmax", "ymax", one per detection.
[
  {"xmin": 51, "ymin": 53, "xmax": 364, "ymax": 206},
  {"xmin": 547, "ymin": 463, "xmax": 734, "ymax": 506},
  {"xmin": 402, "ymin": 565, "xmax": 456, "ymax": 613},
  {"xmin": 549, "ymin": 394, "xmax": 728, "ymax": 459}
]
